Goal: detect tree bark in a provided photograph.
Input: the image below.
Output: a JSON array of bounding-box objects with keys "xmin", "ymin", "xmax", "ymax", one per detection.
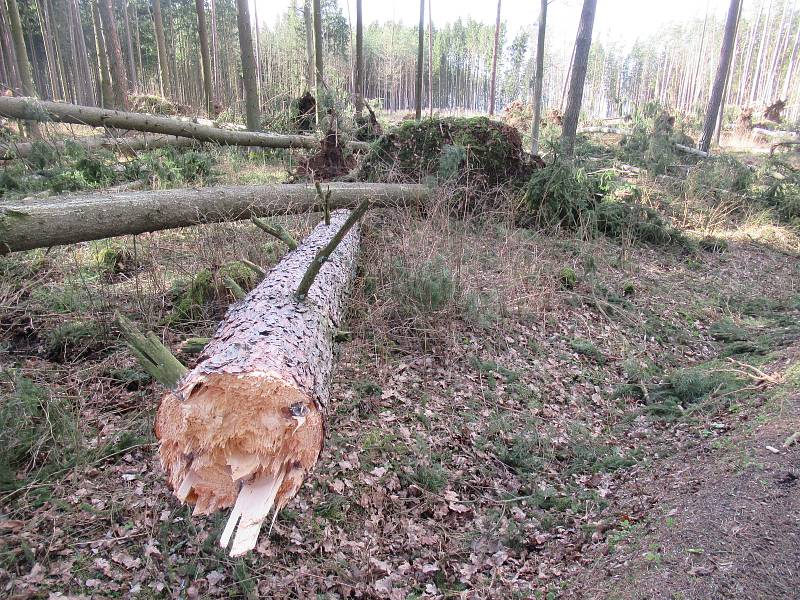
[
  {"xmin": 488, "ymin": 0, "xmax": 501, "ymax": 116},
  {"xmin": 715, "ymin": 0, "xmax": 744, "ymax": 144},
  {"xmin": 5, "ymin": 0, "xmax": 36, "ymax": 95},
  {"xmin": 0, "ymin": 182, "xmax": 429, "ymax": 252},
  {"xmin": 700, "ymin": 0, "xmax": 742, "ymax": 153},
  {"xmin": 530, "ymin": 0, "xmax": 547, "ymax": 155},
  {"xmin": 152, "ymin": 0, "xmax": 170, "ymax": 97},
  {"xmin": 354, "ymin": 0, "xmax": 363, "ymax": 116},
  {"xmin": 0, "ymin": 97, "xmax": 371, "ymax": 151},
  {"xmin": 304, "ymin": 0, "xmax": 314, "ymax": 92},
  {"xmin": 195, "ymin": 0, "xmax": 214, "ymax": 114},
  {"xmin": 235, "ymin": 0, "xmax": 259, "ymax": 130},
  {"xmin": 427, "ymin": 0, "xmax": 433, "ymax": 117},
  {"xmin": 313, "ymin": 0, "xmax": 323, "ymax": 125},
  {"xmin": 122, "ymin": 0, "xmax": 137, "ymax": 90},
  {"xmin": 415, "ymin": 0, "xmax": 424, "ymax": 120},
  {"xmin": 561, "ymin": 0, "xmax": 597, "ymax": 157},
  {"xmin": 92, "ymin": 0, "xmax": 113, "ymax": 109},
  {"xmin": 97, "ymin": 0, "xmax": 128, "ymax": 108},
  {"xmin": 157, "ymin": 209, "xmax": 360, "ymax": 557}
]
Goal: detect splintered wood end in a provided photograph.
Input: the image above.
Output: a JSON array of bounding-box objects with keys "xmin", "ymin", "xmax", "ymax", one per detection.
[{"xmin": 156, "ymin": 371, "xmax": 324, "ymax": 555}]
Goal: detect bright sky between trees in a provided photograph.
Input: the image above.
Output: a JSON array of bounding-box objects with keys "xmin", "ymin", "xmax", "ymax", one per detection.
[{"xmin": 255, "ymin": 0, "xmax": 736, "ymax": 49}]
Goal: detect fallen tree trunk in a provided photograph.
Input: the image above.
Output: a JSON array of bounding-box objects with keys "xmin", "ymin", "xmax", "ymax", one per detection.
[
  {"xmin": 752, "ymin": 127, "xmax": 800, "ymax": 140},
  {"xmin": 0, "ymin": 182, "xmax": 428, "ymax": 253},
  {"xmin": 157, "ymin": 209, "xmax": 359, "ymax": 556},
  {"xmin": 0, "ymin": 96, "xmax": 371, "ymax": 151},
  {"xmin": 0, "ymin": 133, "xmax": 201, "ymax": 159}
]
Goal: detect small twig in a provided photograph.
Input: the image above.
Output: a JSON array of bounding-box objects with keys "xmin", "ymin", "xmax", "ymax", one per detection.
[
  {"xmin": 296, "ymin": 200, "xmax": 369, "ymax": 300},
  {"xmin": 240, "ymin": 258, "xmax": 265, "ymax": 278},
  {"xmin": 250, "ymin": 217, "xmax": 298, "ymax": 250}
]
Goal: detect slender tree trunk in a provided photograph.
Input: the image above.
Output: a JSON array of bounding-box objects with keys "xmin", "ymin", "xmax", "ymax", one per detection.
[
  {"xmin": 561, "ymin": 0, "xmax": 596, "ymax": 157},
  {"xmin": 354, "ymin": 0, "xmax": 363, "ymax": 116},
  {"xmin": 0, "ymin": 0, "xmax": 21, "ymax": 94},
  {"xmin": 414, "ymin": 0, "xmax": 424, "ymax": 120},
  {"xmin": 37, "ymin": 0, "xmax": 60, "ymax": 99},
  {"xmin": 195, "ymin": 0, "xmax": 214, "ymax": 114},
  {"xmin": 531, "ymin": 0, "xmax": 547, "ymax": 155},
  {"xmin": 313, "ymin": 0, "xmax": 323, "ymax": 87},
  {"xmin": 427, "ymin": 0, "xmax": 433, "ymax": 117},
  {"xmin": 92, "ymin": 0, "xmax": 113, "ymax": 108},
  {"xmin": 122, "ymin": 0, "xmax": 137, "ymax": 90},
  {"xmin": 488, "ymin": 0, "xmax": 501, "ymax": 116},
  {"xmin": 152, "ymin": 0, "xmax": 170, "ymax": 97},
  {"xmin": 781, "ymin": 8, "xmax": 800, "ymax": 99},
  {"xmin": 715, "ymin": 0, "xmax": 744, "ymax": 144},
  {"xmin": 235, "ymin": 0, "xmax": 259, "ymax": 130},
  {"xmin": 6, "ymin": 0, "xmax": 41, "ymax": 136},
  {"xmin": 210, "ymin": 0, "xmax": 219, "ymax": 97},
  {"xmin": 74, "ymin": 0, "xmax": 96, "ymax": 105},
  {"xmin": 750, "ymin": 0, "xmax": 773, "ymax": 104},
  {"xmin": 98, "ymin": 0, "xmax": 128, "ymax": 108},
  {"xmin": 700, "ymin": 0, "xmax": 742, "ymax": 152},
  {"xmin": 252, "ymin": 0, "xmax": 261, "ymax": 108},
  {"xmin": 304, "ymin": 0, "xmax": 314, "ymax": 91}
]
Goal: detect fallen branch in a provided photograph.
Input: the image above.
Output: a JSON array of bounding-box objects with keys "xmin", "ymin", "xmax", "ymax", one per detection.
[
  {"xmin": 157, "ymin": 209, "xmax": 360, "ymax": 556},
  {"xmin": 0, "ymin": 182, "xmax": 428, "ymax": 253},
  {"xmin": 251, "ymin": 217, "xmax": 298, "ymax": 250},
  {"xmin": 115, "ymin": 313, "xmax": 187, "ymax": 387},
  {"xmin": 0, "ymin": 96, "xmax": 370, "ymax": 152}
]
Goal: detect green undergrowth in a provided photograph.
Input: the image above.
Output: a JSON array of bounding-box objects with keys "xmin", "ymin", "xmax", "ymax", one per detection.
[
  {"xmin": 523, "ymin": 159, "xmax": 688, "ymax": 246},
  {"xmin": 0, "ymin": 141, "xmax": 220, "ymax": 200}
]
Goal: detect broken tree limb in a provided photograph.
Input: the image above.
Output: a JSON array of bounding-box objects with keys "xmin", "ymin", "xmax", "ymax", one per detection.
[
  {"xmin": 156, "ymin": 209, "xmax": 359, "ymax": 556},
  {"xmin": 674, "ymin": 143, "xmax": 710, "ymax": 158},
  {"xmin": 115, "ymin": 312, "xmax": 187, "ymax": 387},
  {"xmin": 179, "ymin": 337, "xmax": 210, "ymax": 356},
  {"xmin": 240, "ymin": 259, "xmax": 265, "ymax": 278},
  {"xmin": 250, "ymin": 217, "xmax": 298, "ymax": 250},
  {"xmin": 222, "ymin": 276, "xmax": 246, "ymax": 300},
  {"xmin": 296, "ymin": 199, "xmax": 369, "ymax": 300},
  {"xmin": 0, "ymin": 182, "xmax": 428, "ymax": 253},
  {"xmin": 0, "ymin": 96, "xmax": 370, "ymax": 151},
  {"xmin": 0, "ymin": 133, "xmax": 201, "ymax": 159}
]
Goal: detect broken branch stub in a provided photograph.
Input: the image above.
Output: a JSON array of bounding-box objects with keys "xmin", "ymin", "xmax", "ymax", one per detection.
[{"xmin": 156, "ymin": 209, "xmax": 360, "ymax": 557}]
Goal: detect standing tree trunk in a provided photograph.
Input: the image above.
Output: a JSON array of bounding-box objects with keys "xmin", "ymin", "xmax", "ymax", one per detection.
[
  {"xmin": 5, "ymin": 0, "xmax": 40, "ymax": 136},
  {"xmin": 782, "ymin": 10, "xmax": 800, "ymax": 99},
  {"xmin": 252, "ymin": 0, "xmax": 261, "ymax": 107},
  {"xmin": 152, "ymin": 0, "xmax": 170, "ymax": 97},
  {"xmin": 122, "ymin": 0, "xmax": 137, "ymax": 90},
  {"xmin": 303, "ymin": 0, "xmax": 314, "ymax": 91},
  {"xmin": 195, "ymin": 0, "xmax": 214, "ymax": 115},
  {"xmin": 488, "ymin": 0, "xmax": 501, "ymax": 116},
  {"xmin": 235, "ymin": 0, "xmax": 259, "ymax": 130},
  {"xmin": 530, "ymin": 0, "xmax": 547, "ymax": 155},
  {"xmin": 92, "ymin": 0, "xmax": 113, "ymax": 108},
  {"xmin": 700, "ymin": 0, "xmax": 742, "ymax": 153},
  {"xmin": 427, "ymin": 0, "xmax": 433, "ymax": 117},
  {"xmin": 561, "ymin": 0, "xmax": 597, "ymax": 157},
  {"xmin": 354, "ymin": 0, "xmax": 363, "ymax": 117},
  {"xmin": 98, "ymin": 0, "xmax": 128, "ymax": 108},
  {"xmin": 715, "ymin": 0, "xmax": 743, "ymax": 144},
  {"xmin": 414, "ymin": 0, "xmax": 424, "ymax": 120},
  {"xmin": 313, "ymin": 0, "xmax": 323, "ymax": 87}
]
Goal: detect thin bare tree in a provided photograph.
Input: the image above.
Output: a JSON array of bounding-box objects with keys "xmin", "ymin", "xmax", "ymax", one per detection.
[
  {"xmin": 235, "ymin": 0, "xmax": 259, "ymax": 130},
  {"xmin": 488, "ymin": 0, "xmax": 501, "ymax": 115},
  {"xmin": 531, "ymin": 0, "xmax": 547, "ymax": 155},
  {"xmin": 415, "ymin": 0, "xmax": 424, "ymax": 120},
  {"xmin": 561, "ymin": 0, "xmax": 597, "ymax": 157}
]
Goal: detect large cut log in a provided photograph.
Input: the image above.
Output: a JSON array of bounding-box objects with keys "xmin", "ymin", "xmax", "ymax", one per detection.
[
  {"xmin": 0, "ymin": 96, "xmax": 371, "ymax": 151},
  {"xmin": 157, "ymin": 209, "xmax": 359, "ymax": 556},
  {"xmin": 0, "ymin": 182, "xmax": 428, "ymax": 253},
  {"xmin": 0, "ymin": 133, "xmax": 201, "ymax": 159}
]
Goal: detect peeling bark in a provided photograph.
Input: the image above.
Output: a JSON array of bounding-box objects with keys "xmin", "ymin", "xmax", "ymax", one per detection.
[{"xmin": 157, "ymin": 209, "xmax": 359, "ymax": 556}]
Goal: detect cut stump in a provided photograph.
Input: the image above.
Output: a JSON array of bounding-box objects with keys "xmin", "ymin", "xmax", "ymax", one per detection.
[{"xmin": 156, "ymin": 209, "xmax": 360, "ymax": 556}]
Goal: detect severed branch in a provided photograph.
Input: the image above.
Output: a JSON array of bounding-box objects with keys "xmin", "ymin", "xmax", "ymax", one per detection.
[
  {"xmin": 296, "ymin": 199, "xmax": 369, "ymax": 300},
  {"xmin": 240, "ymin": 258, "xmax": 265, "ymax": 278},
  {"xmin": 314, "ymin": 180, "xmax": 332, "ymax": 225},
  {"xmin": 222, "ymin": 276, "xmax": 246, "ymax": 300},
  {"xmin": 179, "ymin": 337, "xmax": 210, "ymax": 356},
  {"xmin": 251, "ymin": 217, "xmax": 299, "ymax": 250},
  {"xmin": 115, "ymin": 312, "xmax": 187, "ymax": 387}
]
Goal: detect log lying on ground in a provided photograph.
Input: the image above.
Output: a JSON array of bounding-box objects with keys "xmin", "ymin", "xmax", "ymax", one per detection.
[
  {"xmin": 0, "ymin": 96, "xmax": 370, "ymax": 151},
  {"xmin": 157, "ymin": 209, "xmax": 359, "ymax": 556},
  {"xmin": 0, "ymin": 133, "xmax": 201, "ymax": 159},
  {"xmin": 752, "ymin": 127, "xmax": 800, "ymax": 140},
  {"xmin": 0, "ymin": 182, "xmax": 428, "ymax": 252}
]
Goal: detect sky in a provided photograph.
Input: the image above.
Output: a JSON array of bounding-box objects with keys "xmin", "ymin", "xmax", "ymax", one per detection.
[{"xmin": 254, "ymin": 0, "xmax": 735, "ymax": 49}]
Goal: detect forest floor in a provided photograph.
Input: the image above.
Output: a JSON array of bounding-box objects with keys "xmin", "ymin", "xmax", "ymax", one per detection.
[{"xmin": 0, "ymin": 136, "xmax": 799, "ymax": 599}]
